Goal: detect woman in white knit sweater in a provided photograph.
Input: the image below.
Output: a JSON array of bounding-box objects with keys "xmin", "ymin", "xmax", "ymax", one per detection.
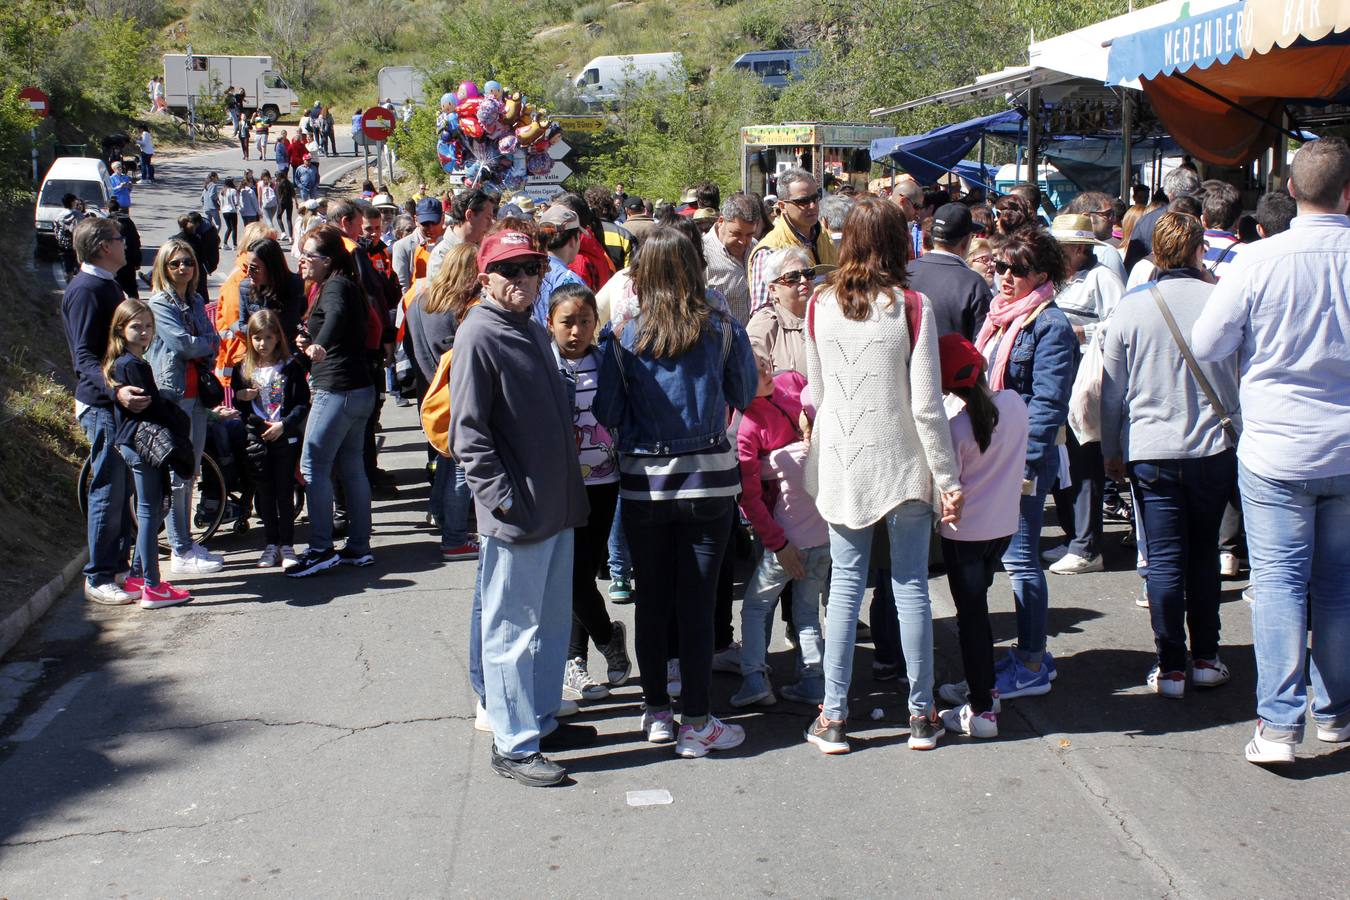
[{"xmin": 803, "ymin": 197, "xmax": 964, "ymax": 754}]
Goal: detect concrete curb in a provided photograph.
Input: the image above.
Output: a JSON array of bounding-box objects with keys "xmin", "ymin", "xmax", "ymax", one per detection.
[{"xmin": 0, "ymin": 551, "xmax": 87, "ymax": 660}]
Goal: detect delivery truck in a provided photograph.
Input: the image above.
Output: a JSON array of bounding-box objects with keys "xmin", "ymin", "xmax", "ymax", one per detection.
[
  {"xmin": 377, "ymin": 66, "xmax": 427, "ymax": 105},
  {"xmin": 162, "ymin": 54, "xmax": 301, "ymax": 122}
]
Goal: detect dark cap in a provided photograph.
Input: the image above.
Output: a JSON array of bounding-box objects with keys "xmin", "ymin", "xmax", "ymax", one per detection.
[
  {"xmin": 931, "ymin": 203, "xmax": 974, "ymax": 242},
  {"xmin": 415, "ymin": 197, "xmax": 444, "ymax": 225},
  {"xmin": 624, "ymin": 196, "xmax": 646, "ymax": 213}
]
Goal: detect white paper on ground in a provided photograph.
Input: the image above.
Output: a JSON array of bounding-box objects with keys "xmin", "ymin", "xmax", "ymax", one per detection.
[{"xmin": 626, "ymin": 789, "xmax": 673, "ymax": 807}]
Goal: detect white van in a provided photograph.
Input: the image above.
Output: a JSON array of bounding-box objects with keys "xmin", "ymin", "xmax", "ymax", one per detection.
[
  {"xmin": 34, "ymin": 157, "xmax": 112, "ymax": 254},
  {"xmin": 574, "ymin": 53, "xmax": 684, "ymax": 104}
]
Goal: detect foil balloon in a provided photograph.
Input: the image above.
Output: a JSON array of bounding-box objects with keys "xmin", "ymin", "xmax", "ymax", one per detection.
[
  {"xmin": 457, "ymin": 81, "xmax": 480, "ymax": 102},
  {"xmin": 515, "ymin": 118, "xmax": 544, "ymax": 145},
  {"xmin": 497, "ymin": 133, "xmax": 519, "ymax": 155},
  {"xmin": 477, "ymin": 97, "xmax": 503, "ymax": 129},
  {"xmin": 526, "ymin": 150, "xmax": 553, "ymax": 177},
  {"xmin": 501, "ymin": 92, "xmax": 522, "ymax": 125},
  {"xmin": 484, "ymin": 80, "xmax": 504, "ymax": 101}
]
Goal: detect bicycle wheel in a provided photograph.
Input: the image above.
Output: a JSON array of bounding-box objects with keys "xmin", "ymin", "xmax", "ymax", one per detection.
[{"xmin": 190, "ymin": 453, "xmax": 228, "ymax": 546}]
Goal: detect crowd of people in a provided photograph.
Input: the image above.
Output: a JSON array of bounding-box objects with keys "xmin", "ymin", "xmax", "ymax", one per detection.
[{"xmin": 61, "ymin": 134, "xmax": 1349, "ymax": 787}]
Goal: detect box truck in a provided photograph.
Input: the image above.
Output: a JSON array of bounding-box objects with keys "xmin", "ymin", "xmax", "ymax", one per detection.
[
  {"xmin": 162, "ymin": 54, "xmax": 301, "ymax": 122},
  {"xmin": 377, "ymin": 66, "xmax": 427, "ymax": 105}
]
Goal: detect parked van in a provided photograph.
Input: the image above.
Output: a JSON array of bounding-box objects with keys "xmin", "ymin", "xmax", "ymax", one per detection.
[
  {"xmin": 574, "ymin": 53, "xmax": 684, "ymax": 105},
  {"xmin": 34, "ymin": 157, "xmax": 112, "ymax": 254},
  {"xmin": 731, "ymin": 49, "xmax": 816, "ymax": 90}
]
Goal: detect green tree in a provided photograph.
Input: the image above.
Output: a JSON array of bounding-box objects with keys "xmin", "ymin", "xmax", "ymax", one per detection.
[
  {"xmin": 0, "ymin": 86, "xmax": 40, "ymax": 207},
  {"xmin": 86, "ymin": 18, "xmax": 156, "ymax": 115},
  {"xmin": 388, "ymin": 105, "xmax": 443, "ymax": 186}
]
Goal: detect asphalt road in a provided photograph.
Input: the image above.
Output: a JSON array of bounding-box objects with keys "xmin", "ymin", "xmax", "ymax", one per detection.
[{"xmin": 1, "ymin": 143, "xmax": 1346, "ymax": 898}]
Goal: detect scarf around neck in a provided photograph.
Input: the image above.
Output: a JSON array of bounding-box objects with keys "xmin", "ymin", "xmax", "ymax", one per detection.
[{"xmin": 975, "ymin": 280, "xmax": 1055, "ymax": 390}]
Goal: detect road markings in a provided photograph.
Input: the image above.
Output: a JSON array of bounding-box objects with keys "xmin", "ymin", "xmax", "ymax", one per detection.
[{"xmin": 9, "ymin": 673, "xmax": 93, "ymax": 742}]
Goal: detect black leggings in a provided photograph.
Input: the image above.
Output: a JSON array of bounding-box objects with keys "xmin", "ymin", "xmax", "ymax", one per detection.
[
  {"xmin": 941, "ymin": 536, "xmax": 1010, "ymax": 715},
  {"xmin": 222, "ymin": 212, "xmax": 238, "ymax": 248},
  {"xmin": 253, "ymin": 438, "xmax": 299, "ymax": 546},
  {"xmin": 626, "ymin": 496, "xmax": 735, "ymax": 719},
  {"xmin": 569, "ymin": 482, "xmax": 618, "ymax": 659}
]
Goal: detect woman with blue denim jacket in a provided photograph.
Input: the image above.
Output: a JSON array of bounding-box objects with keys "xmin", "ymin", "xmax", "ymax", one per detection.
[
  {"xmin": 595, "ymin": 226, "xmax": 758, "ymax": 759},
  {"xmin": 972, "ymin": 228, "xmax": 1078, "ymax": 702},
  {"xmin": 146, "ymin": 239, "xmax": 225, "ymax": 576}
]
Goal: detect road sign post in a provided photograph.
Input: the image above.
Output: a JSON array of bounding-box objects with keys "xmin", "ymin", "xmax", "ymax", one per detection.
[
  {"xmin": 360, "ymin": 107, "xmax": 396, "ymax": 189},
  {"xmin": 19, "ymin": 87, "xmax": 49, "ymax": 186}
]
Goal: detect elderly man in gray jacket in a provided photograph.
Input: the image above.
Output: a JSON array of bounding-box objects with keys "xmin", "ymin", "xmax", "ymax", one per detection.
[{"xmin": 449, "ymin": 229, "xmax": 591, "ymax": 787}]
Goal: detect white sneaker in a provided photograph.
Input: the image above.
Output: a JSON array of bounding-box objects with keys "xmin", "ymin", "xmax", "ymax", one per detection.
[
  {"xmin": 1218, "ymin": 551, "xmax": 1240, "ymax": 577},
  {"xmin": 711, "ymin": 641, "xmax": 742, "ymax": 673},
  {"xmin": 1136, "ymin": 584, "xmax": 1150, "ymax": 608},
  {"xmin": 563, "ymin": 658, "xmax": 610, "ymax": 701},
  {"xmin": 84, "ymin": 580, "xmax": 136, "ymax": 605},
  {"xmin": 1192, "ymin": 657, "xmax": 1230, "ymax": 688},
  {"xmin": 938, "ymin": 681, "xmax": 1001, "ymax": 713},
  {"xmin": 1049, "ymin": 552, "xmax": 1104, "ymax": 575},
  {"xmin": 474, "ymin": 700, "xmax": 491, "ymax": 733},
  {"xmin": 666, "ymin": 659, "xmax": 682, "ymax": 699},
  {"xmin": 557, "ymin": 697, "xmax": 579, "ymax": 718},
  {"xmin": 1041, "ymin": 544, "xmax": 1070, "ymax": 563},
  {"xmin": 641, "ymin": 707, "xmax": 677, "ymax": 744},
  {"xmin": 940, "ymin": 703, "xmax": 998, "ymax": 739},
  {"xmin": 171, "ymin": 552, "xmax": 224, "ymax": 575},
  {"xmin": 1147, "ymin": 667, "xmax": 1185, "ymax": 699},
  {"xmin": 675, "ymin": 715, "xmax": 745, "ymax": 758},
  {"xmin": 1316, "ymin": 720, "xmax": 1350, "ymax": 743},
  {"xmin": 280, "ymin": 546, "xmax": 300, "ymax": 570},
  {"xmin": 1245, "ymin": 721, "xmax": 1295, "ymax": 765},
  {"xmin": 190, "ymin": 543, "xmax": 224, "ymax": 565},
  {"xmin": 258, "ymin": 544, "xmax": 281, "ymax": 568}
]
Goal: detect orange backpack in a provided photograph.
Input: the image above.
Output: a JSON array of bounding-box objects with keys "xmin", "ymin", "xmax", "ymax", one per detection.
[{"xmin": 420, "ymin": 348, "xmax": 454, "ymax": 457}]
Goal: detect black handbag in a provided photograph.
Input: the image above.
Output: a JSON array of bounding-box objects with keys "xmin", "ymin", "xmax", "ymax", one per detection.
[
  {"xmin": 196, "ymin": 361, "xmax": 226, "ymax": 409},
  {"xmin": 134, "ymin": 420, "xmax": 194, "ymax": 477}
]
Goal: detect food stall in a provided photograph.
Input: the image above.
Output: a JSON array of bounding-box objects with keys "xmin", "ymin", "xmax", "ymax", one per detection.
[{"xmin": 740, "ymin": 122, "xmax": 895, "ymax": 195}]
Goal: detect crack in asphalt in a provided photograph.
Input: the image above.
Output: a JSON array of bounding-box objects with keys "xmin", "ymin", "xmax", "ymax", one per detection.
[
  {"xmin": 0, "ymin": 806, "xmax": 279, "ymax": 847},
  {"xmin": 90, "ymin": 714, "xmax": 472, "ymax": 742}
]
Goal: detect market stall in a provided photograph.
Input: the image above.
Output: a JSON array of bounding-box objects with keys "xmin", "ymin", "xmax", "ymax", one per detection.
[{"xmin": 739, "ymin": 122, "xmax": 895, "ymax": 195}]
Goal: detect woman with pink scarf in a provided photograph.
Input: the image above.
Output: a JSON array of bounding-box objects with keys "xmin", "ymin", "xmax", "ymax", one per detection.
[{"xmin": 973, "ymin": 228, "xmax": 1077, "ymax": 702}]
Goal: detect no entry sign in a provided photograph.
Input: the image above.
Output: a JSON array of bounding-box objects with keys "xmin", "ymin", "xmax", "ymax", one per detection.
[
  {"xmin": 19, "ymin": 87, "xmax": 49, "ymax": 119},
  {"xmin": 361, "ymin": 106, "xmax": 396, "ymax": 143}
]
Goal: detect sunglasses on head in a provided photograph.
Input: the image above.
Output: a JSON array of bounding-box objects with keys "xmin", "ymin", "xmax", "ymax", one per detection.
[
  {"xmin": 782, "ymin": 189, "xmax": 823, "ymax": 208},
  {"xmin": 775, "ymin": 268, "xmax": 814, "ymax": 285},
  {"xmin": 488, "ymin": 260, "xmax": 542, "ymax": 279},
  {"xmin": 994, "ymin": 259, "xmax": 1031, "ymax": 278}
]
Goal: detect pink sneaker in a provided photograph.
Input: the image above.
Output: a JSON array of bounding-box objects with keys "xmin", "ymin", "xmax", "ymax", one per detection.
[
  {"xmin": 140, "ymin": 582, "xmax": 192, "ymax": 609},
  {"xmin": 122, "ymin": 576, "xmax": 145, "ymax": 600},
  {"xmin": 442, "ymin": 541, "xmax": 480, "ymax": 561}
]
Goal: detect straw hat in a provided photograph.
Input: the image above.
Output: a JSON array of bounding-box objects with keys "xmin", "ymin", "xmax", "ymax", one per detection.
[{"xmin": 1050, "ymin": 214, "xmax": 1101, "ymax": 245}]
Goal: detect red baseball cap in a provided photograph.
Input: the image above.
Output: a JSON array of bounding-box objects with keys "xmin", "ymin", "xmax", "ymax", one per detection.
[
  {"xmin": 477, "ymin": 230, "xmax": 546, "ymax": 274},
  {"xmin": 938, "ymin": 333, "xmax": 984, "ymax": 391}
]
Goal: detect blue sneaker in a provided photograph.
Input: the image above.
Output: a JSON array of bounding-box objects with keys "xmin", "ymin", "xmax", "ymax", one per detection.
[
  {"xmin": 730, "ymin": 671, "xmax": 776, "ymax": 707},
  {"xmin": 994, "ymin": 654, "xmax": 1053, "ymax": 699},
  {"xmin": 996, "ymin": 648, "xmax": 1057, "ymax": 681}
]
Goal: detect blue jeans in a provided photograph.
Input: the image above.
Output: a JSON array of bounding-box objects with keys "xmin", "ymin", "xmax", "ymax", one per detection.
[
  {"xmin": 1131, "ymin": 451, "xmax": 1236, "ymax": 672},
  {"xmin": 1003, "ymin": 480, "xmax": 1052, "ymax": 663},
  {"xmin": 469, "ymin": 559, "xmax": 485, "ymax": 705},
  {"xmin": 479, "ymin": 529, "xmax": 575, "ymax": 759},
  {"xmin": 823, "ymin": 501, "xmax": 935, "ymax": 721},
  {"xmin": 204, "ymin": 209, "xmax": 222, "ymax": 231},
  {"xmin": 118, "ymin": 444, "xmax": 164, "ymax": 586},
  {"xmin": 430, "ymin": 457, "xmax": 471, "ymax": 548},
  {"xmin": 607, "ymin": 495, "xmax": 632, "ymax": 580},
  {"xmin": 79, "ymin": 406, "xmax": 132, "ymax": 586},
  {"xmin": 166, "ymin": 397, "xmax": 208, "ymax": 556},
  {"xmin": 870, "ymin": 571, "xmax": 901, "ymax": 667},
  {"xmin": 301, "ymin": 386, "xmax": 376, "ymax": 553},
  {"xmin": 1240, "ymin": 462, "xmax": 1350, "ymax": 736},
  {"xmin": 740, "ymin": 543, "xmax": 827, "ymax": 677}
]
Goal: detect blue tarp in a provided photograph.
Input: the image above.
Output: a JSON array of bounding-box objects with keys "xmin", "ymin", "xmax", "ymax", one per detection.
[
  {"xmin": 1106, "ymin": 2, "xmax": 1250, "ymax": 85},
  {"xmin": 870, "ymin": 110, "xmax": 1024, "ymax": 184}
]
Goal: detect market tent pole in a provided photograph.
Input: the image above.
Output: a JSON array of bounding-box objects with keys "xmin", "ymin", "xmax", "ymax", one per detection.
[
  {"xmin": 1119, "ymin": 91, "xmax": 1133, "ymax": 201},
  {"xmin": 1025, "ymin": 87, "xmax": 1041, "ymax": 186}
]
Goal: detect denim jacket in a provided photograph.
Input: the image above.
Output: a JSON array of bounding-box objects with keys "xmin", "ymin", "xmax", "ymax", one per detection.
[
  {"xmin": 1000, "ymin": 302, "xmax": 1078, "ymax": 481},
  {"xmin": 595, "ymin": 311, "xmax": 758, "ymax": 455},
  {"xmin": 148, "ymin": 288, "xmax": 221, "ymax": 403}
]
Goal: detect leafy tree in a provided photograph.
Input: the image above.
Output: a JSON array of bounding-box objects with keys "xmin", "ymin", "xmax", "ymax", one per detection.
[
  {"xmin": 0, "ymin": 86, "xmax": 40, "ymax": 207},
  {"xmin": 387, "ymin": 105, "xmax": 443, "ymax": 186}
]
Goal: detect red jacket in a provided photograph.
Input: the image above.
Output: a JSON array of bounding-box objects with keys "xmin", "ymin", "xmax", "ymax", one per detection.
[{"xmin": 569, "ymin": 230, "xmax": 615, "ymax": 290}]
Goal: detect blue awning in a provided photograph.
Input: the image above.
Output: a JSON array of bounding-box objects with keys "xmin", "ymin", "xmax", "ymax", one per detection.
[
  {"xmin": 869, "ymin": 110, "xmax": 1024, "ymax": 184},
  {"xmin": 1106, "ymin": 2, "xmax": 1251, "ymax": 84}
]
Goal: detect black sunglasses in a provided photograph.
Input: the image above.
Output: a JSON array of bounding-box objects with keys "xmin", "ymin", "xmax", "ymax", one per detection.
[
  {"xmin": 488, "ymin": 260, "xmax": 542, "ymax": 279},
  {"xmin": 782, "ymin": 189, "xmax": 823, "ymax": 208},
  {"xmin": 994, "ymin": 259, "xmax": 1031, "ymax": 278},
  {"xmin": 775, "ymin": 269, "xmax": 814, "ymax": 285}
]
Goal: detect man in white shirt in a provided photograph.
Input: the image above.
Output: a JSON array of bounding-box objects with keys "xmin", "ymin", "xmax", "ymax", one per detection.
[
  {"xmin": 137, "ymin": 129, "xmax": 155, "ymax": 184},
  {"xmin": 702, "ymin": 194, "xmax": 761, "ymax": 324}
]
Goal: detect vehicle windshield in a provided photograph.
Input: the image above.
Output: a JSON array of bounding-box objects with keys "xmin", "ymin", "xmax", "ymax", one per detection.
[{"xmin": 39, "ymin": 178, "xmax": 105, "ymax": 208}]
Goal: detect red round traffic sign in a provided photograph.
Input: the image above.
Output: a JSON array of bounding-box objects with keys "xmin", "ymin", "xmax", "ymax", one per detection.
[
  {"xmin": 19, "ymin": 87, "xmax": 49, "ymax": 120},
  {"xmin": 361, "ymin": 106, "xmax": 396, "ymax": 142}
]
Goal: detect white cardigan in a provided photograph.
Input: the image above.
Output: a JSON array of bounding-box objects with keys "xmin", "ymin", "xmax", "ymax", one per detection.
[{"xmin": 805, "ymin": 286, "xmax": 960, "ymax": 529}]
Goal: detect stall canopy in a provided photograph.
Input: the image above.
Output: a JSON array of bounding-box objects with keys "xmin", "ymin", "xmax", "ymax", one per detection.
[
  {"xmin": 1106, "ymin": 0, "xmax": 1350, "ymax": 164},
  {"xmin": 869, "ymin": 110, "xmax": 1023, "ymax": 184}
]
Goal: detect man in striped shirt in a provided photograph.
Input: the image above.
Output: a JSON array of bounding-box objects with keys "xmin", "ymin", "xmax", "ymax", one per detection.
[{"xmin": 1201, "ymin": 179, "xmax": 1244, "ymax": 280}]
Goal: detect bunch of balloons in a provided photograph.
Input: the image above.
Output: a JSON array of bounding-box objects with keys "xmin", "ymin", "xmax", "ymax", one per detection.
[{"xmin": 435, "ymin": 80, "xmax": 563, "ymax": 190}]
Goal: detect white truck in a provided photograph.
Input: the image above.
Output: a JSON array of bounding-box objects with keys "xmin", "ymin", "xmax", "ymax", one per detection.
[
  {"xmin": 162, "ymin": 54, "xmax": 301, "ymax": 122},
  {"xmin": 574, "ymin": 52, "xmax": 684, "ymax": 105},
  {"xmin": 377, "ymin": 66, "xmax": 427, "ymax": 105}
]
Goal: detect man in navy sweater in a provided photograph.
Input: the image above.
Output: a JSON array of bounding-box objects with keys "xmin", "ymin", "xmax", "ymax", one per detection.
[{"xmin": 62, "ymin": 217, "xmax": 147, "ymax": 605}]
